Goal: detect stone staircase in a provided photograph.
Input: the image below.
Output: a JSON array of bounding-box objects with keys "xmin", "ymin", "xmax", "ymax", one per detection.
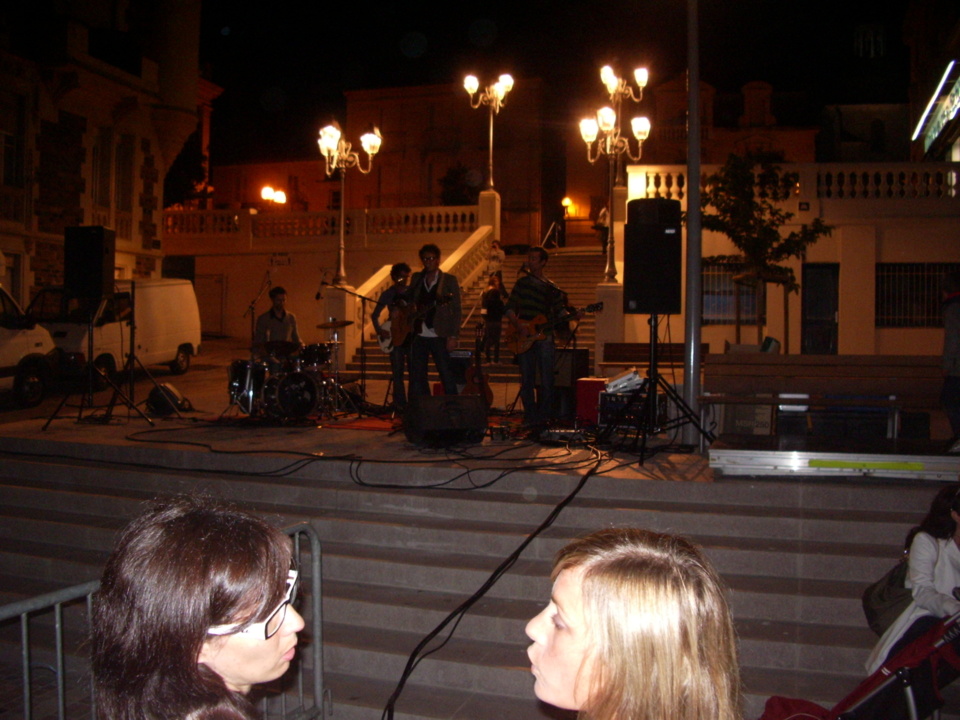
[
  {"xmin": 0, "ymin": 440, "xmax": 942, "ymax": 720},
  {"xmin": 346, "ymin": 250, "xmax": 606, "ymax": 384}
]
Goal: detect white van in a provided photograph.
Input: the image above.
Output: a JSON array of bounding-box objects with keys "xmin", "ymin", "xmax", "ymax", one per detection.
[
  {"xmin": 29, "ymin": 278, "xmax": 201, "ymax": 380},
  {"xmin": 0, "ymin": 283, "xmax": 58, "ymax": 406}
]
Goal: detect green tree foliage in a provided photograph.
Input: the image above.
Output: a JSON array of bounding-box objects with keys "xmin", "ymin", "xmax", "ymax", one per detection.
[
  {"xmin": 163, "ymin": 129, "xmax": 210, "ymax": 209},
  {"xmin": 438, "ymin": 163, "xmax": 482, "ymax": 206},
  {"xmin": 701, "ymin": 150, "xmax": 832, "ymax": 293},
  {"xmin": 700, "ymin": 151, "xmax": 833, "ymax": 342}
]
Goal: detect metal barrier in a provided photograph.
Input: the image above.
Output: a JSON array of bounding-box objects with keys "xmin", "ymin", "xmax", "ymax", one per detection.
[{"xmin": 0, "ymin": 523, "xmax": 325, "ymax": 720}]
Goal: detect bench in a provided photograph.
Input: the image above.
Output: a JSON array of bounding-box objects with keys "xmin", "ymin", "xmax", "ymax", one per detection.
[
  {"xmin": 699, "ymin": 354, "xmax": 943, "ymax": 441},
  {"xmin": 599, "ymin": 342, "xmax": 710, "ymax": 374}
]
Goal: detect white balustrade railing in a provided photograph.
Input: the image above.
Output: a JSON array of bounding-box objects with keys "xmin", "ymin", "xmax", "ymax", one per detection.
[
  {"xmin": 163, "ymin": 205, "xmax": 478, "ymax": 245},
  {"xmin": 627, "ymin": 162, "xmax": 960, "ymax": 206}
]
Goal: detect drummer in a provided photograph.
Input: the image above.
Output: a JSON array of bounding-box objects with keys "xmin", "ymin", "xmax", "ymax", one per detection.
[{"xmin": 254, "ymin": 286, "xmax": 301, "ymax": 368}]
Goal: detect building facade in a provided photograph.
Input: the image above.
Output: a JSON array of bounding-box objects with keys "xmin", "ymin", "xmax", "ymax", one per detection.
[{"xmin": 0, "ymin": 1, "xmax": 204, "ymax": 306}]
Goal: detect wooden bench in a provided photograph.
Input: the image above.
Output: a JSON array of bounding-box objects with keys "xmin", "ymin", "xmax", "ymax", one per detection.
[
  {"xmin": 699, "ymin": 354, "xmax": 943, "ymax": 440},
  {"xmin": 599, "ymin": 342, "xmax": 710, "ymax": 374}
]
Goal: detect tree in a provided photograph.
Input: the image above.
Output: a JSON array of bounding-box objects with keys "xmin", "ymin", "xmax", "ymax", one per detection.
[
  {"xmin": 700, "ymin": 151, "xmax": 832, "ymax": 348},
  {"xmin": 438, "ymin": 163, "xmax": 482, "ymax": 206}
]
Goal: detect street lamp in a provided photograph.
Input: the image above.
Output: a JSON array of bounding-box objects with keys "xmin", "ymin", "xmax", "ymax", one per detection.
[
  {"xmin": 463, "ymin": 73, "xmax": 514, "ymax": 190},
  {"xmin": 580, "ymin": 65, "xmax": 651, "ymax": 282},
  {"xmin": 260, "ymin": 186, "xmax": 287, "ymax": 206},
  {"xmin": 317, "ymin": 121, "xmax": 382, "ymax": 285}
]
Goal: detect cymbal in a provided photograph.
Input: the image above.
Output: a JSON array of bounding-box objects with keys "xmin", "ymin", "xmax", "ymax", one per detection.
[{"xmin": 317, "ymin": 320, "xmax": 353, "ymax": 330}]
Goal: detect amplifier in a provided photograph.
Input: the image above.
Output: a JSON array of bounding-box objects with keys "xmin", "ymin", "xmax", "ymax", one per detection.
[{"xmin": 598, "ymin": 388, "xmax": 670, "ymax": 430}]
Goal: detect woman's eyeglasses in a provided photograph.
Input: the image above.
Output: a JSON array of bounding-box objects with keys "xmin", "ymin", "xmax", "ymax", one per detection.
[{"xmin": 208, "ymin": 569, "xmax": 300, "ymax": 640}]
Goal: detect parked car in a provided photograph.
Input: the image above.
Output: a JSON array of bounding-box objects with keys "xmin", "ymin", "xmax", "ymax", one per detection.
[
  {"xmin": 0, "ymin": 283, "xmax": 58, "ymax": 406},
  {"xmin": 29, "ymin": 278, "xmax": 201, "ymax": 383}
]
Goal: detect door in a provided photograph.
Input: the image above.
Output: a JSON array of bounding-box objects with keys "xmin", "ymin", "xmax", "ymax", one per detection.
[{"xmin": 801, "ymin": 263, "xmax": 839, "ymax": 354}]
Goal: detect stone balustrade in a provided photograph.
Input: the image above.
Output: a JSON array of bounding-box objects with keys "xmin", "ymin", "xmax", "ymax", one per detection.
[
  {"xmin": 627, "ymin": 162, "xmax": 960, "ymax": 208},
  {"xmin": 163, "ymin": 205, "xmax": 478, "ymax": 247}
]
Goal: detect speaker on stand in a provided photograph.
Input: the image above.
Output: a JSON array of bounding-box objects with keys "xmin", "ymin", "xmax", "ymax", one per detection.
[{"xmin": 64, "ymin": 226, "xmax": 115, "ymax": 300}]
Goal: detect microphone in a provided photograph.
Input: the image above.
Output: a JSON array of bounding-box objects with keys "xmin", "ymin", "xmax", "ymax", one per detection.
[
  {"xmin": 315, "ymin": 280, "xmax": 329, "ymax": 300},
  {"xmin": 517, "ymin": 263, "xmax": 529, "ymax": 276}
]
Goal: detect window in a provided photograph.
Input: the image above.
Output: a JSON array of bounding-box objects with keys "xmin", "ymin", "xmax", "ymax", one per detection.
[
  {"xmin": 875, "ymin": 263, "xmax": 960, "ymax": 327},
  {"xmin": 115, "ymin": 134, "xmax": 135, "ymax": 213},
  {"xmin": 702, "ymin": 263, "xmax": 763, "ymax": 325},
  {"xmin": 92, "ymin": 127, "xmax": 113, "ymax": 209},
  {"xmin": 0, "ymin": 91, "xmax": 24, "ymax": 188}
]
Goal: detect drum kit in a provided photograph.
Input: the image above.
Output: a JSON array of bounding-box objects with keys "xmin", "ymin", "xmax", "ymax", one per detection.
[{"xmin": 226, "ymin": 320, "xmax": 359, "ymax": 420}]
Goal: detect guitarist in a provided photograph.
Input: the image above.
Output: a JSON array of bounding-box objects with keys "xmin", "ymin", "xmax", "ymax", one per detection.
[
  {"xmin": 406, "ymin": 243, "xmax": 462, "ymax": 399},
  {"xmin": 372, "ymin": 262, "xmax": 412, "ymax": 410},
  {"xmin": 505, "ymin": 246, "xmax": 578, "ymax": 429}
]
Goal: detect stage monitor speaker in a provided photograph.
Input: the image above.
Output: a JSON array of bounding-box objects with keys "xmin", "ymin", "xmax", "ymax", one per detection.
[
  {"xmin": 64, "ymin": 226, "xmax": 115, "ymax": 299},
  {"xmin": 146, "ymin": 383, "xmax": 192, "ymax": 416},
  {"xmin": 623, "ymin": 198, "xmax": 682, "ymax": 315},
  {"xmin": 536, "ymin": 348, "xmax": 590, "ymax": 388},
  {"xmin": 404, "ymin": 394, "xmax": 487, "ymax": 447}
]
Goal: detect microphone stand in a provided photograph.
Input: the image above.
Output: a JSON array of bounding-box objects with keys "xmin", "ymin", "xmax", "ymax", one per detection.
[{"xmin": 318, "ymin": 283, "xmax": 377, "ymax": 414}]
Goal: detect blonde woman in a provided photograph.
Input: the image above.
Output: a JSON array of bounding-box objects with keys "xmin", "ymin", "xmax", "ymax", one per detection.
[{"xmin": 526, "ymin": 528, "xmax": 741, "ymax": 720}]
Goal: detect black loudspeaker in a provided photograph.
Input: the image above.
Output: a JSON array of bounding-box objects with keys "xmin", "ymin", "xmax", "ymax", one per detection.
[
  {"xmin": 537, "ymin": 348, "xmax": 590, "ymax": 388},
  {"xmin": 146, "ymin": 383, "xmax": 191, "ymax": 416},
  {"xmin": 64, "ymin": 226, "xmax": 116, "ymax": 299},
  {"xmin": 623, "ymin": 199, "xmax": 682, "ymax": 315},
  {"xmin": 161, "ymin": 255, "xmax": 196, "ymax": 283},
  {"xmin": 404, "ymin": 394, "xmax": 487, "ymax": 447}
]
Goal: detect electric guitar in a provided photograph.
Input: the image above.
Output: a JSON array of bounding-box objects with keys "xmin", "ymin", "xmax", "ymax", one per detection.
[
  {"xmin": 386, "ymin": 293, "xmax": 453, "ymax": 351},
  {"xmin": 462, "ymin": 323, "xmax": 493, "ymax": 407},
  {"xmin": 510, "ymin": 302, "xmax": 603, "ymax": 355}
]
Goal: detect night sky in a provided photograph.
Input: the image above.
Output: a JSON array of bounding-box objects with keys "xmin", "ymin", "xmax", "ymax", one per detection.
[{"xmin": 199, "ymin": 1, "xmax": 910, "ymax": 165}]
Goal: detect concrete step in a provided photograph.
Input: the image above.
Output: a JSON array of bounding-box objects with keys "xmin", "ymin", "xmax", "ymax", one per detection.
[{"xmin": 0, "ymin": 444, "xmax": 935, "ymax": 720}]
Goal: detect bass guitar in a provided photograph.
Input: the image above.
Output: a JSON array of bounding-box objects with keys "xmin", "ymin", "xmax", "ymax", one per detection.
[
  {"xmin": 509, "ymin": 302, "xmax": 603, "ymax": 355},
  {"xmin": 462, "ymin": 323, "xmax": 493, "ymax": 407}
]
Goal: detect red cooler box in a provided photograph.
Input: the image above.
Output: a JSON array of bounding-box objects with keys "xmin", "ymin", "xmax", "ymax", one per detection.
[{"xmin": 576, "ymin": 377, "xmax": 608, "ymax": 426}]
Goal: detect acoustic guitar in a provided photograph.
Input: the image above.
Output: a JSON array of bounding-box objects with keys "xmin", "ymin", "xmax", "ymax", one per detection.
[
  {"xmin": 383, "ymin": 293, "xmax": 453, "ymax": 352},
  {"xmin": 462, "ymin": 323, "xmax": 493, "ymax": 407},
  {"xmin": 509, "ymin": 302, "xmax": 603, "ymax": 355}
]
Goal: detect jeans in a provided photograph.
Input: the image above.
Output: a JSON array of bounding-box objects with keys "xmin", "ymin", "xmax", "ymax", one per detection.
[
  {"xmin": 389, "ymin": 346, "xmax": 409, "ymax": 406},
  {"xmin": 409, "ymin": 335, "xmax": 457, "ymax": 398},
  {"xmin": 942, "ymin": 375, "xmax": 960, "ymax": 438},
  {"xmin": 517, "ymin": 337, "xmax": 555, "ymax": 425}
]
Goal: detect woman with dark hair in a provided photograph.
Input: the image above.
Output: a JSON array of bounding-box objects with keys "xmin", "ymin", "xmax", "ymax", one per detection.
[
  {"xmin": 525, "ymin": 528, "xmax": 741, "ymax": 720},
  {"xmin": 91, "ymin": 496, "xmax": 304, "ymax": 720},
  {"xmin": 866, "ymin": 482, "xmax": 960, "ymax": 673}
]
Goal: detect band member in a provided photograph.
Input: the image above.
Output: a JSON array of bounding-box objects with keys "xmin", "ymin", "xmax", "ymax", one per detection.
[
  {"xmin": 372, "ymin": 262, "xmax": 412, "ymax": 410},
  {"xmin": 505, "ymin": 246, "xmax": 573, "ymax": 428},
  {"xmin": 407, "ymin": 244, "xmax": 462, "ymax": 398},
  {"xmin": 254, "ymin": 286, "xmax": 301, "ymax": 348}
]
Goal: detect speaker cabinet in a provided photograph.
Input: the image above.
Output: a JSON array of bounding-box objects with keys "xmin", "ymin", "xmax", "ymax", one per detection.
[
  {"xmin": 64, "ymin": 226, "xmax": 115, "ymax": 299},
  {"xmin": 161, "ymin": 255, "xmax": 196, "ymax": 284},
  {"xmin": 404, "ymin": 394, "xmax": 487, "ymax": 447},
  {"xmin": 623, "ymin": 199, "xmax": 682, "ymax": 315}
]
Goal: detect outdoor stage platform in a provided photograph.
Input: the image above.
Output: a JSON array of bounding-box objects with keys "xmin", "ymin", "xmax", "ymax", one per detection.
[{"xmin": 709, "ymin": 433, "xmax": 960, "ymax": 482}]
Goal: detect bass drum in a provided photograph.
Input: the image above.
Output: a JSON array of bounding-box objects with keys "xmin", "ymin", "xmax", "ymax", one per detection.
[
  {"xmin": 263, "ymin": 371, "xmax": 320, "ymax": 419},
  {"xmin": 228, "ymin": 359, "xmax": 267, "ymax": 415}
]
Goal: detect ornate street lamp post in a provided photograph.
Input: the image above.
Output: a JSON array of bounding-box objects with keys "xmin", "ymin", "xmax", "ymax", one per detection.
[
  {"xmin": 464, "ymin": 73, "xmax": 514, "ymax": 191},
  {"xmin": 317, "ymin": 122, "xmax": 382, "ymax": 285},
  {"xmin": 580, "ymin": 65, "xmax": 651, "ymax": 282}
]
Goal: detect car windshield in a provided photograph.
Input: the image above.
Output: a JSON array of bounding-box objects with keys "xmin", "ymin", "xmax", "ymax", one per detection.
[{"xmin": 28, "ymin": 288, "xmax": 103, "ymax": 324}]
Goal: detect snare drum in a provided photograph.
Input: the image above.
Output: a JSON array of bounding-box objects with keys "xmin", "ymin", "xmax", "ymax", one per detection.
[
  {"xmin": 228, "ymin": 359, "xmax": 267, "ymax": 414},
  {"xmin": 263, "ymin": 371, "xmax": 320, "ymax": 419},
  {"xmin": 300, "ymin": 343, "xmax": 331, "ymax": 370}
]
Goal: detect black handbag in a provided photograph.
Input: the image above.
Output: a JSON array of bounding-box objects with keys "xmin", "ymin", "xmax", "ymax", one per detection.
[{"xmin": 862, "ymin": 556, "xmax": 911, "ymax": 636}]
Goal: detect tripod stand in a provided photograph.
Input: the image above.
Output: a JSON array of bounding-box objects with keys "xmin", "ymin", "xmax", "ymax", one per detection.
[{"xmin": 598, "ymin": 314, "xmax": 714, "ymax": 462}]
